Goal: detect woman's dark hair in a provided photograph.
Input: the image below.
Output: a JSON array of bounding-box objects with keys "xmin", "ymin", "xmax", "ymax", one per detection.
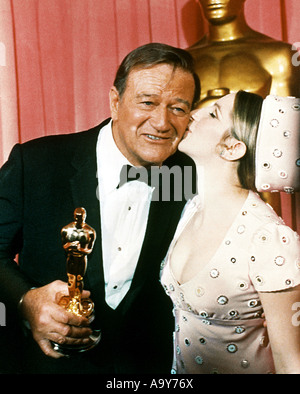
[
  {"xmin": 113, "ymin": 42, "xmax": 201, "ymax": 109},
  {"xmin": 231, "ymin": 90, "xmax": 263, "ymax": 191}
]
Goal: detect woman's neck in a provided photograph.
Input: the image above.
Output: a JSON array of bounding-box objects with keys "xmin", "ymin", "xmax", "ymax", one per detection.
[{"xmin": 195, "ymin": 161, "xmax": 249, "ymax": 210}]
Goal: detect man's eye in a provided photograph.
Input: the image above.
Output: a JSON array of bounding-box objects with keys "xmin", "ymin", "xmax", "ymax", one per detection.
[
  {"xmin": 142, "ymin": 101, "xmax": 154, "ymax": 106},
  {"xmin": 174, "ymin": 107, "xmax": 185, "ymax": 113},
  {"xmin": 171, "ymin": 107, "xmax": 187, "ymax": 116}
]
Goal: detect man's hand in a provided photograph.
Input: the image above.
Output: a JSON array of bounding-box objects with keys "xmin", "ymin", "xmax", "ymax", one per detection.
[{"xmin": 19, "ymin": 280, "xmax": 93, "ymax": 358}]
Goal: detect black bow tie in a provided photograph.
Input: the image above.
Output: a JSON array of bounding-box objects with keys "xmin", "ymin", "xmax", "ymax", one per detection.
[{"xmin": 117, "ymin": 165, "xmax": 153, "ymax": 188}]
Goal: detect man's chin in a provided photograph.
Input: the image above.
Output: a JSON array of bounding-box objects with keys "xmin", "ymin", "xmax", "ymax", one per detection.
[{"xmin": 138, "ymin": 148, "xmax": 178, "ymax": 166}]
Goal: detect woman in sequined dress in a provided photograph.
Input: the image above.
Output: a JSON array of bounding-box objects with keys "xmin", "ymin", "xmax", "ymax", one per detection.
[{"xmin": 160, "ymin": 91, "xmax": 300, "ymax": 374}]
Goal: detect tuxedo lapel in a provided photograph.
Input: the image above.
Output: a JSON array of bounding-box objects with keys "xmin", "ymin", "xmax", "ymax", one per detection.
[
  {"xmin": 139, "ymin": 199, "xmax": 184, "ymax": 277},
  {"xmin": 119, "ymin": 198, "xmax": 185, "ymax": 314}
]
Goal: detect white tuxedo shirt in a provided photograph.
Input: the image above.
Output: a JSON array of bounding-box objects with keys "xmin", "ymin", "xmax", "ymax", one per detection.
[{"xmin": 96, "ymin": 121, "xmax": 154, "ymax": 309}]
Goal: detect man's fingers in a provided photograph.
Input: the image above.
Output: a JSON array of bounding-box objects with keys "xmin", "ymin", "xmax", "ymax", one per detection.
[
  {"xmin": 82, "ymin": 289, "xmax": 91, "ymax": 298},
  {"xmin": 50, "ymin": 319, "xmax": 92, "ymax": 339},
  {"xmin": 38, "ymin": 339, "xmax": 65, "ymax": 359},
  {"xmin": 51, "ymin": 333, "xmax": 93, "ymax": 348},
  {"xmin": 37, "ymin": 318, "xmax": 93, "ymax": 357},
  {"xmin": 53, "ymin": 305, "xmax": 91, "ymax": 328},
  {"xmin": 21, "ymin": 280, "xmax": 95, "ymax": 358}
]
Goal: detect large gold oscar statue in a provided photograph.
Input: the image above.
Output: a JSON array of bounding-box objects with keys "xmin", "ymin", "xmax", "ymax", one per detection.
[
  {"xmin": 189, "ymin": 0, "xmax": 300, "ymax": 107},
  {"xmin": 188, "ymin": 0, "xmax": 300, "ymax": 213},
  {"xmin": 59, "ymin": 207, "xmax": 96, "ymax": 318},
  {"xmin": 52, "ymin": 207, "xmax": 101, "ymax": 355}
]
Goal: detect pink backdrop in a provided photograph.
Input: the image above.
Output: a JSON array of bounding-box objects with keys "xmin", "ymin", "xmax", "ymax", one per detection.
[{"xmin": 0, "ymin": 0, "xmax": 299, "ymax": 230}]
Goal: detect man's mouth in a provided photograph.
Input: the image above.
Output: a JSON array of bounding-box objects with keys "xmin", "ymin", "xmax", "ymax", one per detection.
[
  {"xmin": 145, "ymin": 134, "xmax": 170, "ymax": 141},
  {"xmin": 147, "ymin": 135, "xmax": 162, "ymax": 140}
]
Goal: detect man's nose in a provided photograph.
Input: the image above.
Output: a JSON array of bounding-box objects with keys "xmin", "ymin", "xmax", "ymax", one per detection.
[{"xmin": 150, "ymin": 106, "xmax": 171, "ymax": 132}]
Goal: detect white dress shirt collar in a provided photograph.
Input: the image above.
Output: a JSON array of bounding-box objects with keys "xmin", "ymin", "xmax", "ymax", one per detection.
[{"xmin": 97, "ymin": 120, "xmax": 133, "ymax": 195}]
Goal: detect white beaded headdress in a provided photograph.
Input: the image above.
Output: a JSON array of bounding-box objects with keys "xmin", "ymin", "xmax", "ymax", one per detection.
[{"xmin": 255, "ymin": 95, "xmax": 300, "ymax": 193}]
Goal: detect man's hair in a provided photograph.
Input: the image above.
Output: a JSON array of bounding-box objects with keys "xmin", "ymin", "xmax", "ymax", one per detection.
[
  {"xmin": 113, "ymin": 42, "xmax": 201, "ymax": 109},
  {"xmin": 231, "ymin": 90, "xmax": 263, "ymax": 191}
]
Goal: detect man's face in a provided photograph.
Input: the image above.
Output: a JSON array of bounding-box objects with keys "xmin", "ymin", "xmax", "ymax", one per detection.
[{"xmin": 110, "ymin": 63, "xmax": 195, "ymax": 167}]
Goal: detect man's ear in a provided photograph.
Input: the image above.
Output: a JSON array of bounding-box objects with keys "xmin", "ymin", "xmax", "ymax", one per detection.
[
  {"xmin": 109, "ymin": 86, "xmax": 120, "ymax": 120},
  {"xmin": 221, "ymin": 138, "xmax": 247, "ymax": 161}
]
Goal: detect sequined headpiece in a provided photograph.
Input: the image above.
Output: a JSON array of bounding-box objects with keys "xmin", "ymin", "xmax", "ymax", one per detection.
[{"xmin": 255, "ymin": 95, "xmax": 300, "ymax": 193}]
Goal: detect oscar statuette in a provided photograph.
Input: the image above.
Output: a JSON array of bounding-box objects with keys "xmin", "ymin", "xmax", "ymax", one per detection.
[{"xmin": 52, "ymin": 207, "xmax": 101, "ymax": 355}]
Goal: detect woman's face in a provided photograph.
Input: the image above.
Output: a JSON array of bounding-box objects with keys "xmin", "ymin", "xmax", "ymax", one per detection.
[{"xmin": 179, "ymin": 93, "xmax": 236, "ymax": 161}]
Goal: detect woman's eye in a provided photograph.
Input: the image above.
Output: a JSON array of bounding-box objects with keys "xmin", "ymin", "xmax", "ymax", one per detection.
[{"xmin": 209, "ymin": 110, "xmax": 217, "ymax": 119}]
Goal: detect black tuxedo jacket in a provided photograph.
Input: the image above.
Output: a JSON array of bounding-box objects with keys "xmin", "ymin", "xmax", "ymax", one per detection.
[{"xmin": 0, "ymin": 119, "xmax": 195, "ymax": 374}]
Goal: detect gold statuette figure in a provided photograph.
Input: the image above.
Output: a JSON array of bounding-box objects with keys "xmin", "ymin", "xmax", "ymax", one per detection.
[
  {"xmin": 53, "ymin": 207, "xmax": 101, "ymax": 355},
  {"xmin": 189, "ymin": 0, "xmax": 300, "ymax": 108},
  {"xmin": 58, "ymin": 207, "xmax": 96, "ymax": 317}
]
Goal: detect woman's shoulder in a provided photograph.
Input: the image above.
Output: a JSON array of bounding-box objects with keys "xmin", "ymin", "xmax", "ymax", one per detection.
[
  {"xmin": 246, "ymin": 192, "xmax": 300, "ymax": 292},
  {"xmin": 246, "ymin": 191, "xmax": 286, "ymax": 228},
  {"xmin": 237, "ymin": 190, "xmax": 299, "ymax": 249},
  {"xmin": 245, "ymin": 191, "xmax": 299, "ymax": 246}
]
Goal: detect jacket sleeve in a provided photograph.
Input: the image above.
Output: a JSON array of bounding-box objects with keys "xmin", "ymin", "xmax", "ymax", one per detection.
[{"xmin": 0, "ymin": 144, "xmax": 33, "ymax": 312}]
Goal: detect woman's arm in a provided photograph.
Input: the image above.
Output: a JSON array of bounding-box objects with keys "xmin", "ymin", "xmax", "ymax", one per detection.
[{"xmin": 259, "ymin": 284, "xmax": 300, "ymax": 374}]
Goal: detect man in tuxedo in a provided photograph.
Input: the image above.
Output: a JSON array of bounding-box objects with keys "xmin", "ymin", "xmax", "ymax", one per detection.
[{"xmin": 0, "ymin": 43, "xmax": 200, "ymax": 373}]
